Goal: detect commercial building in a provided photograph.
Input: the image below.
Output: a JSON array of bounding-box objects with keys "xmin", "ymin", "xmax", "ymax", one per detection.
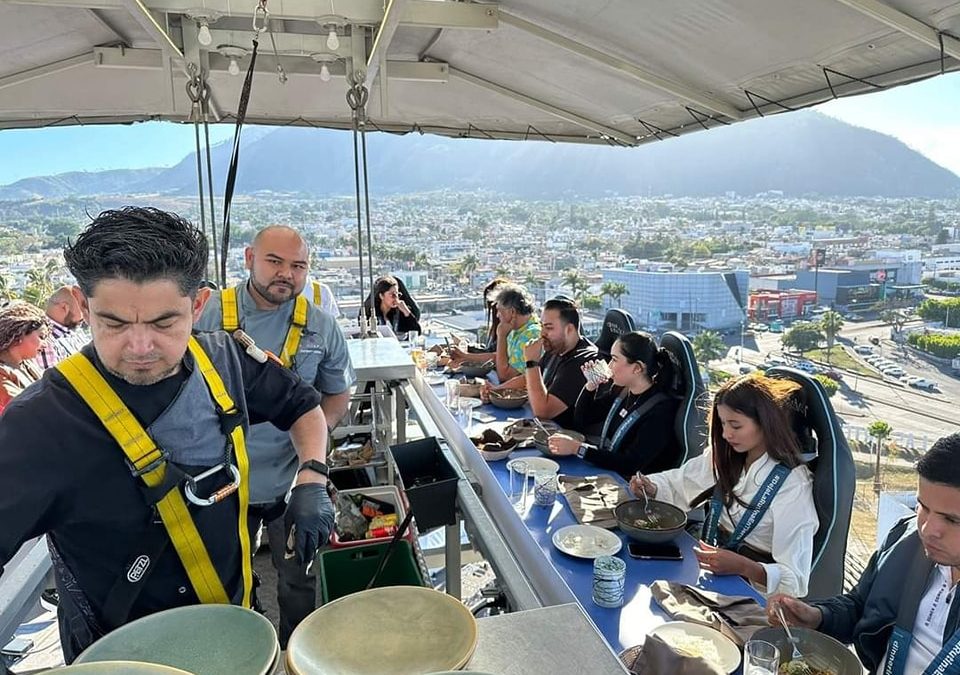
[
  {"xmin": 602, "ymin": 268, "xmax": 749, "ymax": 332},
  {"xmin": 747, "ymin": 290, "xmax": 817, "ymax": 321}
]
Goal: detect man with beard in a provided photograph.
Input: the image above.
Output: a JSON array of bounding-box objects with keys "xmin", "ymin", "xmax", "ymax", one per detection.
[
  {"xmin": 195, "ymin": 224, "xmax": 354, "ymax": 646},
  {"xmin": 35, "ymin": 286, "xmax": 89, "ymax": 368},
  {"xmin": 0, "ymin": 208, "xmax": 332, "ymax": 664},
  {"xmin": 769, "ymin": 432, "xmax": 960, "ymax": 675},
  {"xmin": 521, "ymin": 296, "xmax": 597, "ymax": 432}
]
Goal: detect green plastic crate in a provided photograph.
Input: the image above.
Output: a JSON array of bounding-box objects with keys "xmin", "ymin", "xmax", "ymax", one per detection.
[{"xmin": 318, "ymin": 540, "xmax": 424, "ymax": 603}]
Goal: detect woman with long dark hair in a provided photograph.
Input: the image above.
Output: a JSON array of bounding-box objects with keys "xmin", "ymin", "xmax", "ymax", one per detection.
[
  {"xmin": 450, "ymin": 277, "xmax": 508, "ymax": 366},
  {"xmin": 630, "ymin": 374, "xmax": 817, "ymax": 597},
  {"xmin": 547, "ymin": 331, "xmax": 681, "ymax": 476},
  {"xmin": 360, "ymin": 275, "xmax": 421, "ymax": 335},
  {"xmin": 0, "ymin": 301, "xmax": 48, "ymax": 413}
]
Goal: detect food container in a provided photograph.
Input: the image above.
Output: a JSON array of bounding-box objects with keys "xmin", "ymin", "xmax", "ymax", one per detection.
[
  {"xmin": 331, "ymin": 486, "xmax": 412, "ymax": 548},
  {"xmin": 613, "ymin": 499, "xmax": 687, "ymax": 544},
  {"xmin": 487, "ymin": 389, "xmax": 528, "ymax": 409}
]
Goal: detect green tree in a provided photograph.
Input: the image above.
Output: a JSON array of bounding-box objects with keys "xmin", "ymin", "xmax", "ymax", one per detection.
[
  {"xmin": 0, "ymin": 273, "xmax": 17, "ymax": 301},
  {"xmin": 693, "ymin": 330, "xmax": 726, "ymax": 363},
  {"xmin": 561, "ymin": 270, "xmax": 589, "ymax": 301},
  {"xmin": 918, "ymin": 298, "xmax": 960, "ymax": 328},
  {"xmin": 782, "ymin": 322, "xmax": 823, "ymax": 353},
  {"xmin": 600, "ymin": 281, "xmax": 628, "ymax": 308},
  {"xmin": 22, "ymin": 259, "xmax": 59, "ymax": 308},
  {"xmin": 581, "ymin": 294, "xmax": 602, "ymax": 311},
  {"xmin": 868, "ymin": 420, "xmax": 894, "ymax": 497},
  {"xmin": 454, "ymin": 254, "xmax": 480, "ymax": 283},
  {"xmin": 813, "ymin": 374, "xmax": 839, "ymax": 398},
  {"xmin": 818, "ymin": 310, "xmax": 845, "ymax": 363}
]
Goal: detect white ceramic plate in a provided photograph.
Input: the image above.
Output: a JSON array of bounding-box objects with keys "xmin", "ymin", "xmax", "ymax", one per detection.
[
  {"xmin": 459, "ymin": 397, "xmax": 484, "ymax": 409},
  {"xmin": 505, "ymin": 456, "xmax": 560, "ymax": 474},
  {"xmin": 649, "ymin": 621, "xmax": 741, "ymax": 673},
  {"xmin": 551, "ymin": 524, "xmax": 623, "ymax": 559},
  {"xmin": 423, "ymin": 373, "xmax": 447, "ymax": 386}
]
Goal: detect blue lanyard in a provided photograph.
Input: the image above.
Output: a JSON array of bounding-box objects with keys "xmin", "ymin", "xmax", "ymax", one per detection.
[
  {"xmin": 598, "ymin": 391, "xmax": 666, "ymax": 453},
  {"xmin": 703, "ymin": 462, "xmax": 790, "ymax": 549},
  {"xmin": 885, "ymin": 626, "xmax": 960, "ymax": 675}
]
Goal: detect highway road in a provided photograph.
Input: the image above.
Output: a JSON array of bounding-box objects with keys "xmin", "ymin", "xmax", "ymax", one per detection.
[{"xmin": 721, "ymin": 318, "xmax": 958, "ymax": 449}]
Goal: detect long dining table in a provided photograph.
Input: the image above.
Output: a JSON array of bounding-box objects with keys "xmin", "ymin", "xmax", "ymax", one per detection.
[{"xmin": 427, "ymin": 377, "xmax": 766, "ymax": 657}]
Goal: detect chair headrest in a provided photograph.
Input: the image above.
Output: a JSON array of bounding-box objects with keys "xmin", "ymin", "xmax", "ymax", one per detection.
[
  {"xmin": 594, "ymin": 309, "xmax": 636, "ymax": 355},
  {"xmin": 659, "ymin": 331, "xmax": 708, "ymax": 464}
]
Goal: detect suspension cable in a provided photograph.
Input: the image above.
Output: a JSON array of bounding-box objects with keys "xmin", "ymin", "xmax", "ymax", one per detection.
[
  {"xmin": 347, "ymin": 72, "xmax": 375, "ymax": 335},
  {"xmin": 186, "ymin": 66, "xmax": 216, "ymax": 284},
  {"xmin": 199, "ymin": 79, "xmax": 220, "ymax": 287}
]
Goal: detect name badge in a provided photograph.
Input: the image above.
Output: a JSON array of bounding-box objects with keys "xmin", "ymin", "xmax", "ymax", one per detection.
[{"xmin": 619, "ymin": 408, "xmax": 628, "ymax": 418}]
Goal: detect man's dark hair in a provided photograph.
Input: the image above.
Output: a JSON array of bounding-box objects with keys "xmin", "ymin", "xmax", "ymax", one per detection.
[
  {"xmin": 493, "ymin": 283, "xmax": 535, "ymax": 315},
  {"xmin": 918, "ymin": 433, "xmax": 960, "ymax": 489},
  {"xmin": 64, "ymin": 207, "xmax": 208, "ymax": 297},
  {"xmin": 543, "ymin": 296, "xmax": 581, "ymax": 330}
]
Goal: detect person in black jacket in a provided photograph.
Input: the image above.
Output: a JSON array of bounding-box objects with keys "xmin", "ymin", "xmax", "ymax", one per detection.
[
  {"xmin": 360, "ymin": 275, "xmax": 421, "ymax": 335},
  {"xmin": 769, "ymin": 432, "xmax": 960, "ymax": 675},
  {"xmin": 547, "ymin": 331, "xmax": 681, "ymax": 478}
]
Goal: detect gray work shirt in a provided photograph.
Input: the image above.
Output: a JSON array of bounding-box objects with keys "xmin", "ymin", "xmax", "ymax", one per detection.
[{"xmin": 196, "ymin": 283, "xmax": 356, "ymax": 504}]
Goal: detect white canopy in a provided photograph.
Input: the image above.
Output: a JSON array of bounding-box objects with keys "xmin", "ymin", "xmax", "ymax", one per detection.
[{"xmin": 1, "ymin": 0, "xmax": 958, "ymax": 144}]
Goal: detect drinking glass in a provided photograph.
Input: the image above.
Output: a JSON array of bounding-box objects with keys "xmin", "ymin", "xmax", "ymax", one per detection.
[
  {"xmin": 457, "ymin": 398, "xmax": 474, "ymax": 433},
  {"xmin": 744, "ymin": 640, "xmax": 780, "ymax": 675},
  {"xmin": 533, "ymin": 471, "xmax": 558, "ymax": 506},
  {"xmin": 444, "ymin": 379, "xmax": 460, "ymax": 409}
]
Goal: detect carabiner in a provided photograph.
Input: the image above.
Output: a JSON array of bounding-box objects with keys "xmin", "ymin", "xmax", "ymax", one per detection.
[
  {"xmin": 252, "ymin": 1, "xmax": 269, "ymax": 34},
  {"xmin": 184, "ymin": 463, "xmax": 241, "ymax": 506}
]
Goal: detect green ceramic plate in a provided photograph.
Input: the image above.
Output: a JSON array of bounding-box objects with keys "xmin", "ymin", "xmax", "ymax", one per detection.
[{"xmin": 76, "ymin": 605, "xmax": 278, "ymax": 675}]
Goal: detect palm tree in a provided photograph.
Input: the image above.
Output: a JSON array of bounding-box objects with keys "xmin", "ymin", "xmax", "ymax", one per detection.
[
  {"xmin": 561, "ymin": 270, "xmax": 589, "ymax": 301},
  {"xmin": 600, "ymin": 281, "xmax": 628, "ymax": 308},
  {"xmin": 23, "ymin": 259, "xmax": 60, "ymax": 308},
  {"xmin": 454, "ymin": 254, "xmax": 480, "ymax": 285},
  {"xmin": 0, "ymin": 273, "xmax": 16, "ymax": 301},
  {"xmin": 494, "ymin": 264, "xmax": 511, "ymax": 279},
  {"xmin": 868, "ymin": 420, "xmax": 893, "ymax": 497},
  {"xmin": 819, "ymin": 309, "xmax": 844, "ymax": 363},
  {"xmin": 692, "ymin": 330, "xmax": 726, "ymax": 364}
]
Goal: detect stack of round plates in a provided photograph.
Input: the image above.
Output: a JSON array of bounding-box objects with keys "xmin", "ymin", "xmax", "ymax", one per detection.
[
  {"xmin": 287, "ymin": 586, "xmax": 478, "ymax": 675},
  {"xmin": 76, "ymin": 605, "xmax": 278, "ymax": 675}
]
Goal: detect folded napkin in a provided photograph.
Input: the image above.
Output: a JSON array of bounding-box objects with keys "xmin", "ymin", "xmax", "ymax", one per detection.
[
  {"xmin": 620, "ymin": 633, "xmax": 725, "ymax": 675},
  {"xmin": 650, "ymin": 580, "xmax": 769, "ymax": 646},
  {"xmin": 557, "ymin": 474, "xmax": 630, "ymax": 529}
]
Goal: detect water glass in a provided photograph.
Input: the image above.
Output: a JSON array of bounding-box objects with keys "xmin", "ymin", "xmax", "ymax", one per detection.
[
  {"xmin": 444, "ymin": 379, "xmax": 460, "ymax": 409},
  {"xmin": 592, "ymin": 555, "xmax": 626, "ymax": 608},
  {"xmin": 744, "ymin": 640, "xmax": 780, "ymax": 675},
  {"xmin": 457, "ymin": 398, "xmax": 474, "ymax": 433},
  {"xmin": 509, "ymin": 460, "xmax": 528, "ymax": 502},
  {"xmin": 533, "ymin": 471, "xmax": 558, "ymax": 506}
]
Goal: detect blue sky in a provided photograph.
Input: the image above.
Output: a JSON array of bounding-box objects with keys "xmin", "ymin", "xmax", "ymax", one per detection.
[{"xmin": 1, "ymin": 72, "xmax": 959, "ymax": 185}]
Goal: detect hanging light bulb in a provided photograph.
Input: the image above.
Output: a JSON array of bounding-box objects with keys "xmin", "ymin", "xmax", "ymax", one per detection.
[
  {"xmin": 197, "ymin": 20, "xmax": 212, "ymax": 46},
  {"xmin": 326, "ymin": 26, "xmax": 340, "ymax": 51},
  {"xmin": 228, "ymin": 57, "xmax": 240, "ymax": 76},
  {"xmin": 319, "ymin": 62, "xmax": 331, "ymax": 82}
]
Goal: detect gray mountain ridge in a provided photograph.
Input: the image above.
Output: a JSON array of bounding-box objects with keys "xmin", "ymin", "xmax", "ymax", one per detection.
[{"xmin": 2, "ymin": 111, "xmax": 958, "ymax": 200}]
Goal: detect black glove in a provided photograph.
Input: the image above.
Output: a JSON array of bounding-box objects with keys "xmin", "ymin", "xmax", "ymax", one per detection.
[{"xmin": 284, "ymin": 483, "xmax": 336, "ymax": 565}]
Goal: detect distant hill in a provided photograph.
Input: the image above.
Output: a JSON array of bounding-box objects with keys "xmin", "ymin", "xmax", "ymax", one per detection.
[
  {"xmin": 3, "ymin": 112, "xmax": 959, "ymax": 200},
  {"xmin": 0, "ymin": 168, "xmax": 164, "ymax": 201}
]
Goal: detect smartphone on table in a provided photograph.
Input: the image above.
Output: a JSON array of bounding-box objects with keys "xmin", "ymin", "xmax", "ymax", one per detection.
[{"xmin": 627, "ymin": 541, "xmax": 683, "ymax": 561}]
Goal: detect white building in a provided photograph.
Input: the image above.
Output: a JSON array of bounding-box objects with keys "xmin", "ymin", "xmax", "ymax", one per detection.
[{"xmin": 602, "ymin": 268, "xmax": 749, "ymax": 331}]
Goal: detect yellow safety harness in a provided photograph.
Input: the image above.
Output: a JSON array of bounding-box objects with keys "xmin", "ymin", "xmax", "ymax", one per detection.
[
  {"xmin": 221, "ymin": 285, "xmax": 308, "ymax": 368},
  {"xmin": 311, "ymin": 280, "xmax": 324, "ymax": 310},
  {"xmin": 56, "ymin": 338, "xmax": 253, "ymax": 608}
]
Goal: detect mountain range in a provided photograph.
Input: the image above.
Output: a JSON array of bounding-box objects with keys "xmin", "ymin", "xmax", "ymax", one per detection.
[{"xmin": 2, "ymin": 111, "xmax": 958, "ymax": 200}]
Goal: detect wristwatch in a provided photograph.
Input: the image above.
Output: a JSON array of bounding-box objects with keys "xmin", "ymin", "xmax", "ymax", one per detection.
[
  {"xmin": 525, "ymin": 360, "xmax": 540, "ymax": 369},
  {"xmin": 297, "ymin": 459, "xmax": 330, "ymax": 478},
  {"xmin": 576, "ymin": 444, "xmax": 588, "ymax": 459}
]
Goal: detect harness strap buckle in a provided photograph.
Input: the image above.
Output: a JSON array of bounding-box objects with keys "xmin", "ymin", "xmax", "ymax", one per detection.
[
  {"xmin": 184, "ymin": 464, "xmax": 241, "ymax": 507},
  {"xmin": 127, "ymin": 448, "xmax": 168, "ymax": 479}
]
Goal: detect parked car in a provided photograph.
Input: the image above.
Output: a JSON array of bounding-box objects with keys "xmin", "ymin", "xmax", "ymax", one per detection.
[
  {"xmin": 910, "ymin": 378, "xmax": 938, "ymax": 391},
  {"xmin": 869, "ymin": 336, "xmax": 881, "ymax": 346},
  {"xmin": 854, "ymin": 345, "xmax": 873, "ymax": 355},
  {"xmin": 797, "ymin": 361, "xmax": 817, "ymax": 373},
  {"xmin": 738, "ymin": 364, "xmax": 755, "ymax": 374},
  {"xmin": 822, "ymin": 369, "xmax": 843, "ymax": 381}
]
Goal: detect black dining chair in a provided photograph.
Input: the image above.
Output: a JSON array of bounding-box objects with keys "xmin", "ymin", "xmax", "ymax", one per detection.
[
  {"xmin": 766, "ymin": 366, "xmax": 856, "ymax": 601},
  {"xmin": 594, "ymin": 309, "xmax": 636, "ymax": 359},
  {"xmin": 659, "ymin": 331, "xmax": 709, "ymax": 468}
]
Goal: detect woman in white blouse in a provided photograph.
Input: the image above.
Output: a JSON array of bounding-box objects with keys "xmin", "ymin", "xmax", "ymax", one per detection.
[{"xmin": 630, "ymin": 374, "xmax": 818, "ymax": 597}]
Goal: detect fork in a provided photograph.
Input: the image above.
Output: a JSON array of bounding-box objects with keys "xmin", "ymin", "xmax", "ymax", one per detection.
[{"xmin": 777, "ymin": 605, "xmax": 805, "ymax": 663}]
